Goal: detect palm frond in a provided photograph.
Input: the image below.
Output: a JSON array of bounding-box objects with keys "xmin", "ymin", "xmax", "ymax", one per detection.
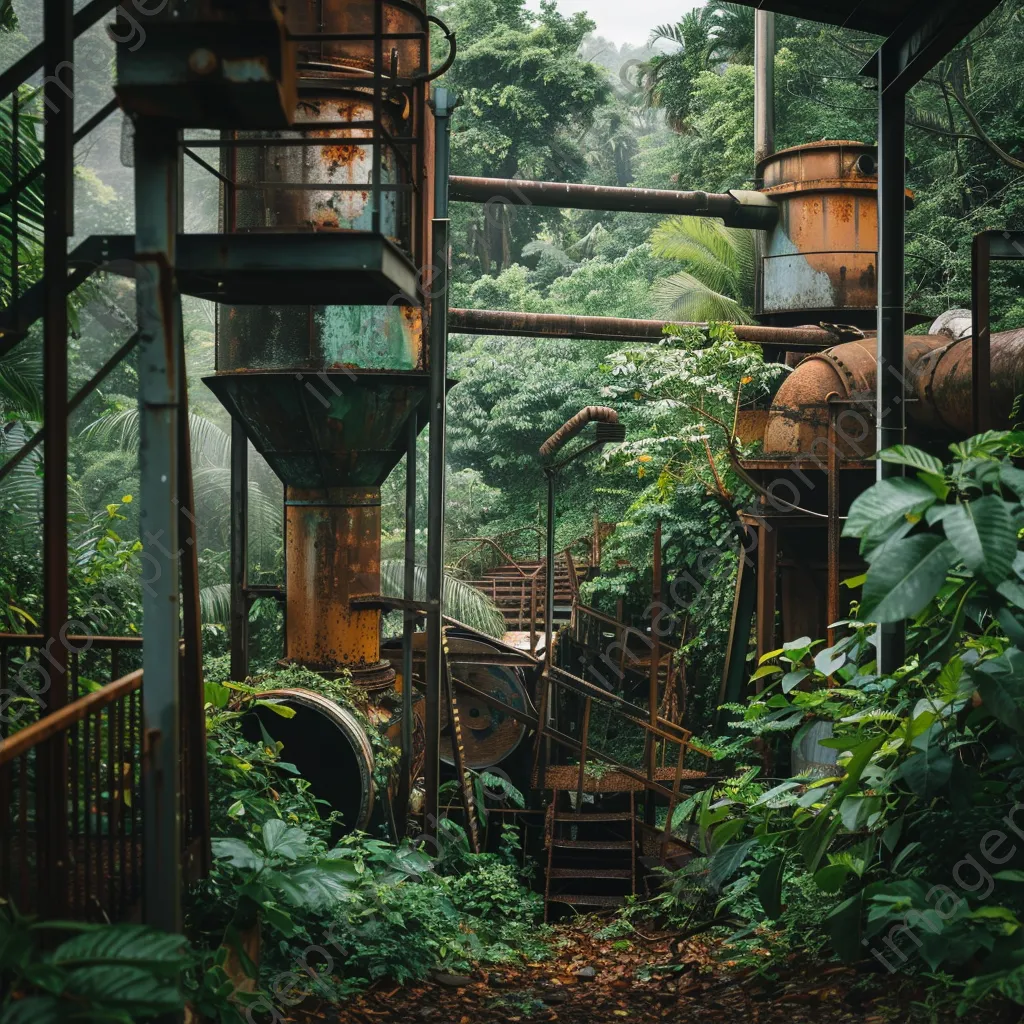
[
  {"xmin": 652, "ymin": 217, "xmax": 752, "ymax": 274},
  {"xmin": 0, "ymin": 349, "xmax": 43, "ymax": 422},
  {"xmin": 380, "ymin": 559, "xmax": 507, "ymax": 638},
  {"xmin": 652, "ymin": 271, "xmax": 756, "ymax": 324}
]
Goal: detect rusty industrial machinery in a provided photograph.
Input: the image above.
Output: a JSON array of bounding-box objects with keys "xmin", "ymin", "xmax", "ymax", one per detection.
[{"xmin": 195, "ymin": 0, "xmax": 442, "ymax": 833}]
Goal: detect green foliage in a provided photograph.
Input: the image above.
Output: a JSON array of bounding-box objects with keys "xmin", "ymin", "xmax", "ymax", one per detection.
[
  {"xmin": 651, "ymin": 435, "xmax": 1024, "ymax": 1013},
  {"xmin": 0, "ymin": 907, "xmax": 189, "ymax": 1023},
  {"xmin": 650, "ymin": 216, "xmax": 756, "ymax": 322}
]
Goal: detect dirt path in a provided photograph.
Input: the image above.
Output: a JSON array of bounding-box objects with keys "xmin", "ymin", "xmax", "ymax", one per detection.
[{"xmin": 289, "ymin": 916, "xmax": 999, "ymax": 1024}]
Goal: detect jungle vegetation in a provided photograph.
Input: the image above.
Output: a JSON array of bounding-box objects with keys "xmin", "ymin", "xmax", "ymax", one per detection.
[{"xmin": 3, "ymin": 0, "xmax": 1024, "ymax": 1020}]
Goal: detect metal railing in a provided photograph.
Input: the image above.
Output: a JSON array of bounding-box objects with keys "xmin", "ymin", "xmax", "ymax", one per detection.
[
  {"xmin": 0, "ymin": 634, "xmax": 207, "ymax": 921},
  {"xmin": 534, "ymin": 663, "xmax": 712, "ymax": 852}
]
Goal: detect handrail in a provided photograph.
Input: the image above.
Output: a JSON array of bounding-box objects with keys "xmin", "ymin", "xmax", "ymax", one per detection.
[
  {"xmin": 546, "ymin": 664, "xmax": 692, "ymax": 745},
  {"xmin": 0, "ymin": 632, "xmax": 143, "ymax": 648},
  {"xmin": 0, "ymin": 668, "xmax": 142, "ymax": 765},
  {"xmin": 572, "ymin": 603, "xmax": 680, "ymax": 656}
]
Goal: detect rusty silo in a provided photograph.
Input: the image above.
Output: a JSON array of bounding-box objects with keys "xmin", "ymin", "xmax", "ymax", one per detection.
[{"xmin": 204, "ymin": 0, "xmax": 435, "ymax": 690}]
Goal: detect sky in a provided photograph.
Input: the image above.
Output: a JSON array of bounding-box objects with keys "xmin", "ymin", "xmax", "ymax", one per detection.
[{"xmin": 528, "ymin": 0, "xmax": 701, "ymax": 47}]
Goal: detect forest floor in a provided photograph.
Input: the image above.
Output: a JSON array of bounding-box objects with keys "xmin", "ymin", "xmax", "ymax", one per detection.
[{"xmin": 290, "ymin": 916, "xmax": 1015, "ymax": 1024}]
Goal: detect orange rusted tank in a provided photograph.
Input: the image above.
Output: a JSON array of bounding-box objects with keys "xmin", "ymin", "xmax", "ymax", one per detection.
[
  {"xmin": 756, "ymin": 141, "xmax": 912, "ymax": 327},
  {"xmin": 285, "ymin": 486, "xmax": 395, "ymax": 686}
]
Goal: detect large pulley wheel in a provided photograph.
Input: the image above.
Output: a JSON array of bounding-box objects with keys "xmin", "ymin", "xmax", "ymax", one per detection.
[{"xmin": 440, "ymin": 637, "xmax": 530, "ymax": 769}]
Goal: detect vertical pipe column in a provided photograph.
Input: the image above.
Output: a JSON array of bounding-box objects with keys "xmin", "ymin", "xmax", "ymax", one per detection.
[
  {"xmin": 425, "ymin": 87, "xmax": 456, "ymax": 836},
  {"xmin": 230, "ymin": 419, "xmax": 249, "ymax": 680},
  {"xmin": 753, "ymin": 10, "xmax": 774, "ymax": 316},
  {"xmin": 398, "ymin": 415, "xmax": 417, "ymax": 835},
  {"xmin": 753, "ymin": 10, "xmax": 775, "ymax": 173},
  {"xmin": 876, "ymin": 60, "xmax": 907, "ymax": 673},
  {"xmin": 134, "ymin": 117, "xmax": 183, "ymax": 935},
  {"xmin": 40, "ymin": 0, "xmax": 74, "ymax": 919}
]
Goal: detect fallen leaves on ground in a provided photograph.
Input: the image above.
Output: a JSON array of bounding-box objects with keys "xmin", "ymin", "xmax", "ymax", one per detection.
[{"xmin": 287, "ymin": 916, "xmax": 1020, "ymax": 1024}]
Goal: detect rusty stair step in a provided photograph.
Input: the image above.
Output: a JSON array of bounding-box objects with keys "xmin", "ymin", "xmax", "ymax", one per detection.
[
  {"xmin": 546, "ymin": 893, "xmax": 624, "ymax": 907},
  {"xmin": 554, "ymin": 811, "xmax": 633, "ymax": 822},
  {"xmin": 548, "ymin": 867, "xmax": 632, "ymax": 879},
  {"xmin": 551, "ymin": 838, "xmax": 634, "ymax": 850}
]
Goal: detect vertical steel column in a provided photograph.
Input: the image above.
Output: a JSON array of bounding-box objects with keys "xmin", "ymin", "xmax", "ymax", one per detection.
[
  {"xmin": 398, "ymin": 415, "xmax": 417, "ymax": 836},
  {"xmin": 134, "ymin": 117, "xmax": 183, "ymax": 935},
  {"xmin": 39, "ymin": 0, "xmax": 74, "ymax": 919},
  {"xmin": 876, "ymin": 56, "xmax": 907, "ymax": 673},
  {"xmin": 544, "ymin": 469, "xmax": 555, "ymax": 668},
  {"xmin": 424, "ymin": 88, "xmax": 456, "ymax": 837},
  {"xmin": 972, "ymin": 233, "xmax": 992, "ymax": 434},
  {"xmin": 229, "ymin": 419, "xmax": 249, "ymax": 680}
]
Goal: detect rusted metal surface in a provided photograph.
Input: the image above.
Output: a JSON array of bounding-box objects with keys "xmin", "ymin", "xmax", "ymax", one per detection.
[
  {"xmin": 540, "ymin": 407, "xmax": 621, "ymax": 458},
  {"xmin": 448, "ymin": 307, "xmax": 840, "ymax": 348},
  {"xmin": 757, "ymin": 141, "xmax": 913, "ymax": 325},
  {"xmin": 285, "ymin": 486, "xmax": 394, "ymax": 684},
  {"xmin": 449, "ymin": 176, "xmax": 778, "ymax": 229},
  {"xmin": 247, "ymin": 688, "xmax": 377, "ymax": 830},
  {"xmin": 762, "ymin": 329, "xmax": 1024, "ymax": 457}
]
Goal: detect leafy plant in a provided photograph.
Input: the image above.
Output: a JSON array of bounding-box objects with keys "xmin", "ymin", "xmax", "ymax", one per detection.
[
  {"xmin": 672, "ymin": 434, "xmax": 1024, "ymax": 1013},
  {"xmin": 0, "ymin": 907, "xmax": 189, "ymax": 1024}
]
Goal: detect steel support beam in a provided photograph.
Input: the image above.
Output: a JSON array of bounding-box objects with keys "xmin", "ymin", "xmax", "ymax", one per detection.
[
  {"xmin": 38, "ymin": 0, "xmax": 74, "ymax": 920},
  {"xmin": 544, "ymin": 469, "xmax": 556, "ymax": 669},
  {"xmin": 862, "ymin": 0, "xmax": 1001, "ymax": 94},
  {"xmin": 449, "ymin": 176, "xmax": 778, "ymax": 229},
  {"xmin": 398, "ymin": 413, "xmax": 417, "ymax": 837},
  {"xmin": 875, "ymin": 53, "xmax": 907, "ymax": 674},
  {"xmin": 424, "ymin": 87, "xmax": 456, "ymax": 839},
  {"xmin": 230, "ymin": 418, "xmax": 249, "ymax": 680},
  {"xmin": 971, "ymin": 231, "xmax": 1024, "ymax": 435},
  {"xmin": 134, "ymin": 117, "xmax": 183, "ymax": 936}
]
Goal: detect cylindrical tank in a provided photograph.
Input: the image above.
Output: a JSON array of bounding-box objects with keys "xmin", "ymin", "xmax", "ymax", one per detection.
[
  {"xmin": 756, "ymin": 141, "xmax": 911, "ymax": 327},
  {"xmin": 285, "ymin": 486, "xmax": 395, "ymax": 687},
  {"xmin": 763, "ymin": 328, "xmax": 1024, "ymax": 457},
  {"xmin": 223, "ymin": 0, "xmax": 429, "ymax": 373},
  {"xmin": 207, "ymin": 0, "xmax": 434, "ymax": 687}
]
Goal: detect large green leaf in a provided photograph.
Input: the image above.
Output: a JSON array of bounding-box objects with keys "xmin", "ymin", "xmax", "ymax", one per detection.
[
  {"xmin": 976, "ymin": 648, "xmax": 1024, "ymax": 734},
  {"xmin": 859, "ymin": 535, "xmax": 956, "ymax": 622},
  {"xmin": 942, "ymin": 495, "xmax": 1016, "ymax": 583},
  {"xmin": 0, "ymin": 996, "xmax": 65, "ymax": 1024},
  {"xmin": 843, "ymin": 478, "xmax": 937, "ymax": 541},
  {"xmin": 261, "ymin": 819, "xmax": 309, "ymax": 861},
  {"xmin": 825, "ymin": 891, "xmax": 864, "ymax": 962},
  {"xmin": 53, "ymin": 926, "xmax": 189, "ymax": 975},
  {"xmin": 757, "ymin": 854, "xmax": 786, "ymax": 919},
  {"xmin": 708, "ymin": 838, "xmax": 757, "ymax": 891},
  {"xmin": 61, "ymin": 965, "xmax": 184, "ymax": 1016},
  {"xmin": 210, "ymin": 837, "xmax": 265, "ymax": 871},
  {"xmin": 878, "ymin": 445, "xmax": 944, "ymax": 477},
  {"xmin": 267, "ymin": 863, "xmax": 357, "ymax": 909},
  {"xmin": 899, "ymin": 744, "xmax": 953, "ymax": 797}
]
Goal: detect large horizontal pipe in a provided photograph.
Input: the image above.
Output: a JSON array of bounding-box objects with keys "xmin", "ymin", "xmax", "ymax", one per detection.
[
  {"xmin": 763, "ymin": 328, "xmax": 1024, "ymax": 457},
  {"xmin": 448, "ymin": 176, "xmax": 779, "ymax": 230},
  {"xmin": 448, "ymin": 308, "xmax": 837, "ymax": 348}
]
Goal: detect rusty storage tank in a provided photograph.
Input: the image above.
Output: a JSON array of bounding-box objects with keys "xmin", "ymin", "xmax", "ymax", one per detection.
[
  {"xmin": 756, "ymin": 141, "xmax": 912, "ymax": 328},
  {"xmin": 205, "ymin": 0, "xmax": 434, "ymax": 690}
]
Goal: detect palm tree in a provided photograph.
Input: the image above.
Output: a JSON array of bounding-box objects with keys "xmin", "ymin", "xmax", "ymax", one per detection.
[{"xmin": 650, "ymin": 216, "xmax": 756, "ymax": 323}]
